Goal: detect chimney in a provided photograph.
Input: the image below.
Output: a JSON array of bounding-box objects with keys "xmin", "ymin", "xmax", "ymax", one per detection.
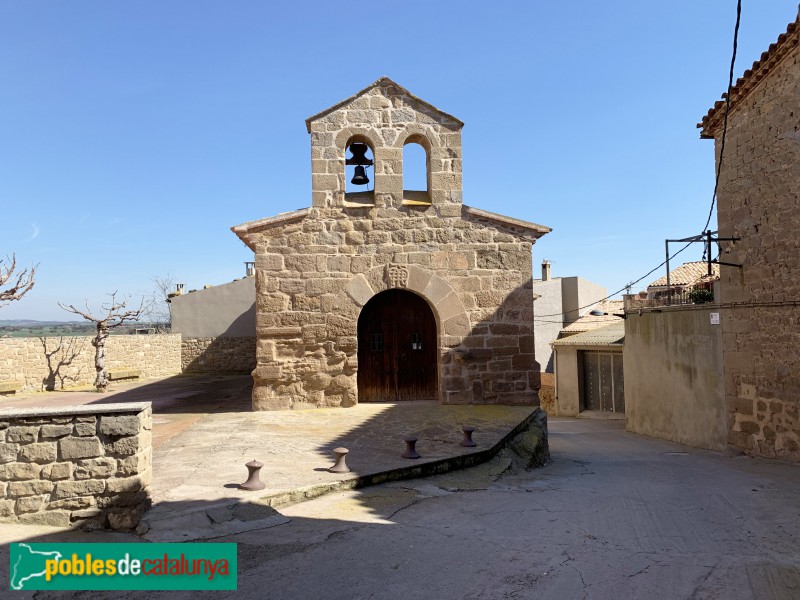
[
  {"xmin": 541, "ymin": 260, "xmax": 551, "ymax": 281},
  {"xmin": 245, "ymin": 261, "xmax": 255, "ymax": 277}
]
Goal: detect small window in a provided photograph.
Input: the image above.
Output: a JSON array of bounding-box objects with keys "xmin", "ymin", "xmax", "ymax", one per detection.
[
  {"xmin": 371, "ymin": 334, "xmax": 384, "ymax": 352},
  {"xmin": 411, "ymin": 333, "xmax": 423, "ymax": 351}
]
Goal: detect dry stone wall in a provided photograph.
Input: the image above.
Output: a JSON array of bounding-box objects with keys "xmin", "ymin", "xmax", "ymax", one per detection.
[
  {"xmin": 182, "ymin": 337, "xmax": 256, "ymax": 374},
  {"xmin": 0, "ymin": 403, "xmax": 151, "ymax": 530},
  {"xmin": 0, "ymin": 334, "xmax": 181, "ymax": 392},
  {"xmin": 709, "ymin": 34, "xmax": 800, "ymax": 460}
]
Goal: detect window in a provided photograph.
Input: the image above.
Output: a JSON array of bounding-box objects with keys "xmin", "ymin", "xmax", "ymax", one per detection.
[
  {"xmin": 411, "ymin": 333, "xmax": 423, "ymax": 351},
  {"xmin": 371, "ymin": 333, "xmax": 383, "ymax": 352},
  {"xmin": 402, "ymin": 139, "xmax": 431, "ymax": 205}
]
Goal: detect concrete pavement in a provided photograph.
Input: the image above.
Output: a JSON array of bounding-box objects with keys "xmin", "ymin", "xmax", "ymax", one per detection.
[{"xmin": 3, "ymin": 417, "xmax": 800, "ymax": 599}]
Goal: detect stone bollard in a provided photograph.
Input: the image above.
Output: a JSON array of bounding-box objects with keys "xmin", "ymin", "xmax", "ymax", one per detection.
[
  {"xmin": 329, "ymin": 447, "xmax": 350, "ymax": 473},
  {"xmin": 239, "ymin": 459, "xmax": 266, "ymax": 491},
  {"xmin": 401, "ymin": 436, "xmax": 421, "ymax": 459},
  {"xmin": 459, "ymin": 426, "xmax": 477, "ymax": 447}
]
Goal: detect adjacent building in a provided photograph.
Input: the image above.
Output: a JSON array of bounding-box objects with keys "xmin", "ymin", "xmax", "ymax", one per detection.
[{"xmin": 697, "ymin": 9, "xmax": 800, "ymax": 459}]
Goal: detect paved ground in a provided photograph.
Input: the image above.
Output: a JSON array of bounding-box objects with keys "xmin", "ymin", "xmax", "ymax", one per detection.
[
  {"xmin": 3, "ymin": 417, "xmax": 800, "ymax": 599},
  {"xmin": 1, "ymin": 375, "xmax": 538, "ymax": 541}
]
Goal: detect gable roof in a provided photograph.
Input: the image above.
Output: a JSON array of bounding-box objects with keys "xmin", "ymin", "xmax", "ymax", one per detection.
[
  {"xmin": 648, "ymin": 261, "xmax": 720, "ymax": 289},
  {"xmin": 699, "ymin": 11, "xmax": 800, "ymax": 138},
  {"xmin": 552, "ymin": 321, "xmax": 625, "ymax": 348},
  {"xmin": 305, "ymin": 76, "xmax": 465, "ymax": 133},
  {"xmin": 231, "ymin": 208, "xmax": 310, "ymax": 251},
  {"xmin": 463, "ymin": 205, "xmax": 551, "ymax": 239}
]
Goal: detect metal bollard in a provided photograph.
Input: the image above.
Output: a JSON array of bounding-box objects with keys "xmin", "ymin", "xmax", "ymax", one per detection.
[
  {"xmin": 401, "ymin": 436, "xmax": 421, "ymax": 459},
  {"xmin": 460, "ymin": 426, "xmax": 477, "ymax": 447},
  {"xmin": 329, "ymin": 447, "xmax": 350, "ymax": 473},
  {"xmin": 239, "ymin": 459, "xmax": 266, "ymax": 491}
]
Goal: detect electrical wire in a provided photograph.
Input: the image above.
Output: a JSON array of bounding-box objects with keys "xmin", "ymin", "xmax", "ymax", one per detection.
[
  {"xmin": 702, "ymin": 0, "xmax": 742, "ymax": 235},
  {"xmin": 533, "ymin": 241, "xmax": 693, "ymax": 321},
  {"xmin": 534, "ymin": 2, "xmax": 743, "ymax": 323}
]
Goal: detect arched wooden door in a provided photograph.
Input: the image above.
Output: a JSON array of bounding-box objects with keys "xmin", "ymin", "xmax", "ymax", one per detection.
[{"xmin": 357, "ymin": 289, "xmax": 437, "ymax": 402}]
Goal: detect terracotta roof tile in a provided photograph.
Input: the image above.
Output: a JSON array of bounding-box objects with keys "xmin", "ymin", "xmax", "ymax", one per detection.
[
  {"xmin": 648, "ymin": 261, "xmax": 720, "ymax": 289},
  {"xmin": 699, "ymin": 12, "xmax": 800, "ymax": 137}
]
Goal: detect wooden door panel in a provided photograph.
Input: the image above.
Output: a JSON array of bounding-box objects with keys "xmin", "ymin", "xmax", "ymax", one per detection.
[{"xmin": 358, "ymin": 290, "xmax": 437, "ymax": 401}]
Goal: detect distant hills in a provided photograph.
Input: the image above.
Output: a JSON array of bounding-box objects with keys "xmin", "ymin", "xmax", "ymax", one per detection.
[{"xmin": 0, "ymin": 320, "xmax": 163, "ymax": 338}]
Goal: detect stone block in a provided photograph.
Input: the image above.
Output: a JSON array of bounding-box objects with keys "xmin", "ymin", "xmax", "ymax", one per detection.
[
  {"xmin": 107, "ymin": 504, "xmax": 147, "ymax": 530},
  {"xmin": 16, "ymin": 495, "xmax": 47, "ymax": 513},
  {"xmin": 18, "ymin": 510, "xmax": 70, "ymax": 527},
  {"xmin": 40, "ymin": 424, "xmax": 74, "ymax": 438},
  {"xmin": 0, "ymin": 443, "xmax": 20, "ymax": 464},
  {"xmin": 98, "ymin": 415, "xmax": 140, "ymax": 437},
  {"xmin": 60, "ymin": 436, "xmax": 104, "ymax": 460},
  {"xmin": 0, "ymin": 499, "xmax": 14, "ymax": 517},
  {"xmin": 8, "ymin": 480, "xmax": 54, "ymax": 496},
  {"xmin": 105, "ymin": 432, "xmax": 149, "ymax": 456},
  {"xmin": 40, "ymin": 462, "xmax": 73, "ymax": 481},
  {"xmin": 74, "ymin": 422, "xmax": 97, "ymax": 436},
  {"xmin": 345, "ymin": 274, "xmax": 374, "ymax": 307},
  {"xmin": 53, "ymin": 479, "xmax": 105, "ymax": 499},
  {"xmin": 6, "ymin": 426, "xmax": 38, "ymax": 444},
  {"xmin": 74, "ymin": 457, "xmax": 118, "ymax": 480},
  {"xmin": 0, "ymin": 462, "xmax": 41, "ymax": 481},
  {"xmin": 105, "ymin": 472, "xmax": 149, "ymax": 493},
  {"xmin": 97, "ymin": 491, "xmax": 148, "ymax": 508},
  {"xmin": 18, "ymin": 442, "xmax": 57, "ymax": 464},
  {"xmin": 49, "ymin": 496, "xmax": 97, "ymax": 511},
  {"xmin": 117, "ymin": 447, "xmax": 151, "ymax": 477}
]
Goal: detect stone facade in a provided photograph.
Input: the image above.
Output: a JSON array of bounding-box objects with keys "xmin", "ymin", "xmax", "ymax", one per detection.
[
  {"xmin": 0, "ymin": 334, "xmax": 181, "ymax": 392},
  {"xmin": 182, "ymin": 337, "xmax": 256, "ymax": 373},
  {"xmin": 699, "ymin": 14, "xmax": 800, "ymax": 459},
  {"xmin": 232, "ymin": 77, "xmax": 550, "ymax": 410},
  {"xmin": 0, "ymin": 403, "xmax": 151, "ymax": 530}
]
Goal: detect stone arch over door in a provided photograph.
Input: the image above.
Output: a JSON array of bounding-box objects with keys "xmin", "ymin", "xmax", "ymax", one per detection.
[{"xmin": 338, "ymin": 264, "xmax": 471, "ymax": 403}]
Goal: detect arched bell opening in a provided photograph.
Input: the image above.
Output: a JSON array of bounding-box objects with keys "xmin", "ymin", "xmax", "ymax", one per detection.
[
  {"xmin": 344, "ymin": 135, "xmax": 375, "ymax": 207},
  {"xmin": 357, "ymin": 289, "xmax": 438, "ymax": 402},
  {"xmin": 402, "ymin": 134, "xmax": 432, "ymax": 206}
]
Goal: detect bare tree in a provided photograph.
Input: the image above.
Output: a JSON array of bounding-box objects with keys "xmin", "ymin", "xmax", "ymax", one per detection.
[
  {"xmin": 58, "ymin": 293, "xmax": 149, "ymax": 392},
  {"xmin": 0, "ymin": 254, "xmax": 36, "ymax": 306},
  {"xmin": 146, "ymin": 273, "xmax": 176, "ymax": 332}
]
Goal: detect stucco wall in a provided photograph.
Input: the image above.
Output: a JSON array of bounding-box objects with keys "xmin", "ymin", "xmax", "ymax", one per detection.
[
  {"xmin": 0, "ymin": 335, "xmax": 181, "ymax": 392},
  {"xmin": 624, "ymin": 308, "xmax": 726, "ymax": 451},
  {"xmin": 708, "ymin": 30, "xmax": 800, "ymax": 459},
  {"xmin": 532, "ymin": 277, "xmax": 607, "ymax": 374},
  {"xmin": 170, "ymin": 276, "xmax": 255, "ymax": 338}
]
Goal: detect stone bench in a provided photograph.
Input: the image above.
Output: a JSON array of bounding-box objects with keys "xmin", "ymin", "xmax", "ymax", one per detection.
[
  {"xmin": 0, "ymin": 380, "xmax": 20, "ymax": 394},
  {"xmin": 107, "ymin": 369, "xmax": 142, "ymax": 381}
]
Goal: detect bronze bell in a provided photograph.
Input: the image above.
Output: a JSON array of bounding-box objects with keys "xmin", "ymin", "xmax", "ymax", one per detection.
[
  {"xmin": 346, "ymin": 142, "xmax": 373, "ymax": 166},
  {"xmin": 351, "ymin": 165, "xmax": 369, "ymax": 186}
]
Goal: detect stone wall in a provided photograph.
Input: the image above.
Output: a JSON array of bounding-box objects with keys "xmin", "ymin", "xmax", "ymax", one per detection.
[
  {"xmin": 234, "ymin": 78, "xmax": 549, "ymax": 410},
  {"xmin": 0, "ymin": 334, "xmax": 182, "ymax": 392},
  {"xmin": 0, "ymin": 402, "xmax": 151, "ymax": 530},
  {"xmin": 182, "ymin": 337, "xmax": 256, "ymax": 374},
  {"xmin": 624, "ymin": 307, "xmax": 726, "ymax": 451},
  {"xmin": 704, "ymin": 25, "xmax": 800, "ymax": 459}
]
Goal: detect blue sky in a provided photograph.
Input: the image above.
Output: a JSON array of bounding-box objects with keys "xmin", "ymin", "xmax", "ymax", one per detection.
[{"xmin": 1, "ymin": 1, "xmax": 797, "ymax": 321}]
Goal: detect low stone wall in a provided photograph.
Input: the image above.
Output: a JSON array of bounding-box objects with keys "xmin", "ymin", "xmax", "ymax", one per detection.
[
  {"xmin": 0, "ymin": 402, "xmax": 151, "ymax": 530},
  {"xmin": 182, "ymin": 337, "xmax": 256, "ymax": 374},
  {"xmin": 0, "ymin": 334, "xmax": 182, "ymax": 392}
]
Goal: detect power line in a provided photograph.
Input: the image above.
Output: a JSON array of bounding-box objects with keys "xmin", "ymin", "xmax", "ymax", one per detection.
[
  {"xmin": 702, "ymin": 0, "xmax": 742, "ymax": 237},
  {"xmin": 534, "ymin": 2, "xmax": 743, "ymax": 323},
  {"xmin": 533, "ymin": 241, "xmax": 693, "ymax": 320}
]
